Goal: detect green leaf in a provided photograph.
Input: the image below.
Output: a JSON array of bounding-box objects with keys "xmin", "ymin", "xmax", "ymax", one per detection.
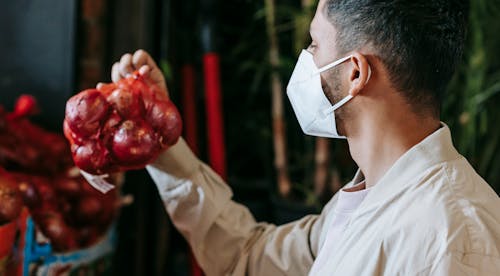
[
  {"xmin": 472, "ymin": 81, "xmax": 500, "ymax": 105},
  {"xmin": 159, "ymin": 60, "xmax": 173, "ymax": 84}
]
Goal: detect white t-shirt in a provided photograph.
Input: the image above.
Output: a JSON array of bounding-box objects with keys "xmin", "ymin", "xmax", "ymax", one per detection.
[{"xmin": 308, "ymin": 182, "xmax": 371, "ymax": 275}]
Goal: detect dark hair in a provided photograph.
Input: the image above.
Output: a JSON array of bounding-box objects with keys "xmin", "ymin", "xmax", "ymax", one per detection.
[{"xmin": 325, "ymin": 0, "xmax": 469, "ymax": 117}]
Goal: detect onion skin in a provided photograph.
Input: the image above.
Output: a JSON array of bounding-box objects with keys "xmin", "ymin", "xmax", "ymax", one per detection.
[
  {"xmin": 0, "ymin": 175, "xmax": 23, "ymax": 225},
  {"xmin": 111, "ymin": 120, "xmax": 159, "ymax": 164},
  {"xmin": 35, "ymin": 212, "xmax": 78, "ymax": 252},
  {"xmin": 65, "ymin": 89, "xmax": 110, "ymax": 138}
]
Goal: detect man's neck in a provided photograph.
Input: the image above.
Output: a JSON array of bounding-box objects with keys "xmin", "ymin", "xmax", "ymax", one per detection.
[{"xmin": 347, "ymin": 114, "xmax": 440, "ymax": 188}]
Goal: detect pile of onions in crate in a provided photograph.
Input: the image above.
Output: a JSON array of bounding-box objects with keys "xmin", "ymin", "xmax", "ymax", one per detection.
[{"xmin": 0, "ymin": 95, "xmax": 128, "ymax": 274}]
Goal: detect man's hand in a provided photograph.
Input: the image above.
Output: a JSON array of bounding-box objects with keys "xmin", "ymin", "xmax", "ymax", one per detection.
[{"xmin": 103, "ymin": 49, "xmax": 168, "ymax": 95}]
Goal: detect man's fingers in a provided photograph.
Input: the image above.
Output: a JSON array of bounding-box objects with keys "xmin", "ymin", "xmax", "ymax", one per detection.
[
  {"xmin": 119, "ymin": 53, "xmax": 134, "ymax": 78},
  {"xmin": 132, "ymin": 50, "xmax": 147, "ymax": 66},
  {"xmin": 133, "ymin": 49, "xmax": 158, "ymax": 70},
  {"xmin": 138, "ymin": 65, "xmax": 151, "ymax": 76},
  {"xmin": 111, "ymin": 62, "xmax": 121, "ymax": 83},
  {"xmin": 132, "ymin": 49, "xmax": 152, "ymax": 68},
  {"xmin": 111, "ymin": 50, "xmax": 166, "ymax": 93}
]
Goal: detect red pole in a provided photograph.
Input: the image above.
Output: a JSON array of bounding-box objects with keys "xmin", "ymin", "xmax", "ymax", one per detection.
[
  {"xmin": 203, "ymin": 53, "xmax": 227, "ymax": 180},
  {"xmin": 196, "ymin": 2, "xmax": 226, "ymax": 275}
]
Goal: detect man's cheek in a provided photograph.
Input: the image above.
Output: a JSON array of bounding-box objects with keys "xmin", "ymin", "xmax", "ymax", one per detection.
[
  {"xmin": 320, "ymin": 75, "xmax": 327, "ymax": 91},
  {"xmin": 320, "ymin": 76, "xmax": 334, "ymax": 104}
]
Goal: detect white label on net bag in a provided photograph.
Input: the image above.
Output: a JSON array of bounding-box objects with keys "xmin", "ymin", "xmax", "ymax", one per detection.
[{"xmin": 80, "ymin": 170, "xmax": 115, "ymax": 194}]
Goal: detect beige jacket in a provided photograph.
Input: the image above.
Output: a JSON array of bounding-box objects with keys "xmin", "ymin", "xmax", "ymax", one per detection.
[{"xmin": 146, "ymin": 125, "xmax": 500, "ymax": 275}]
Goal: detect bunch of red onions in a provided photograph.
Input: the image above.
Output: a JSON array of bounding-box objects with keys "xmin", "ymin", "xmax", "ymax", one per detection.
[{"xmin": 64, "ymin": 72, "xmax": 182, "ymax": 175}]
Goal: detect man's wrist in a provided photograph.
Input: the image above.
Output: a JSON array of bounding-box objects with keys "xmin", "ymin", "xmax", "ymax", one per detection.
[{"xmin": 149, "ymin": 137, "xmax": 201, "ymax": 179}]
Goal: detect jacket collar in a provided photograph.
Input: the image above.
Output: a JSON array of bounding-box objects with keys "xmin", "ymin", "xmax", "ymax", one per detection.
[{"xmin": 352, "ymin": 122, "xmax": 462, "ymax": 213}]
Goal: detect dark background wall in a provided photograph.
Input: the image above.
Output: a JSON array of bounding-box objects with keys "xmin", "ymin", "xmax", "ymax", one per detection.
[{"xmin": 0, "ymin": 0, "xmax": 77, "ymax": 131}]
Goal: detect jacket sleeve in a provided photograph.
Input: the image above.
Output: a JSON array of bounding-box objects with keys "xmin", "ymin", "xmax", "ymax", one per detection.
[{"xmin": 146, "ymin": 138, "xmax": 327, "ymax": 276}]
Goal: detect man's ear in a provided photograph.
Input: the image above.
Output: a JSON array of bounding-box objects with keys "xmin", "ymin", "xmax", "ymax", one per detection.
[{"xmin": 347, "ymin": 52, "xmax": 371, "ymax": 96}]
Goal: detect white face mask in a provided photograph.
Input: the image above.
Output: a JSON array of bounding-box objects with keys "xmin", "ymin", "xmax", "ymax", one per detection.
[{"xmin": 286, "ymin": 50, "xmax": 371, "ymax": 138}]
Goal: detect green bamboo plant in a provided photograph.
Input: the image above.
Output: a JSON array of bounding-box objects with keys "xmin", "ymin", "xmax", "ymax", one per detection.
[
  {"xmin": 265, "ymin": 0, "xmax": 293, "ymax": 198},
  {"xmin": 443, "ymin": 0, "xmax": 500, "ymax": 192},
  {"xmin": 264, "ymin": 0, "xmax": 327, "ymax": 204}
]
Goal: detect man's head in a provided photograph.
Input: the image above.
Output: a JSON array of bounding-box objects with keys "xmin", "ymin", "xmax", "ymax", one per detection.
[{"xmin": 309, "ymin": 0, "xmax": 469, "ymax": 134}]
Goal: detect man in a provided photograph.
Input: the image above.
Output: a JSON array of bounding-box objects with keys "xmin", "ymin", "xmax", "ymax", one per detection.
[{"xmin": 112, "ymin": 0, "xmax": 500, "ymax": 275}]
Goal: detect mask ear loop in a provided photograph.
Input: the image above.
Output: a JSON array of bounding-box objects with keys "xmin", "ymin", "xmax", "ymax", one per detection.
[
  {"xmin": 320, "ymin": 64, "xmax": 372, "ymax": 118},
  {"xmin": 313, "ymin": 55, "xmax": 352, "ymax": 75},
  {"xmin": 320, "ymin": 94, "xmax": 353, "ymax": 118}
]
